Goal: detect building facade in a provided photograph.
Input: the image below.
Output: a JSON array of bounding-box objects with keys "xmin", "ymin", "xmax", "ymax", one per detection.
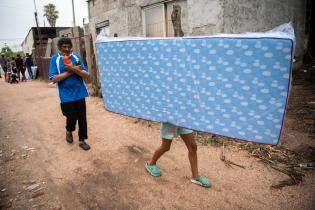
[
  {"xmin": 21, "ymin": 27, "xmax": 70, "ymax": 55},
  {"xmin": 86, "ymin": 0, "xmax": 306, "ymax": 55}
]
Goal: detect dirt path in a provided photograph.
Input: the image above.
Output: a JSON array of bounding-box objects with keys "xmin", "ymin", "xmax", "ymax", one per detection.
[{"xmin": 0, "ymin": 79, "xmax": 314, "ymax": 210}]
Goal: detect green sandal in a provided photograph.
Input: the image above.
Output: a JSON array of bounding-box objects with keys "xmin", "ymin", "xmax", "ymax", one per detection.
[
  {"xmin": 144, "ymin": 162, "xmax": 161, "ymax": 177},
  {"xmin": 190, "ymin": 176, "xmax": 211, "ymax": 188}
]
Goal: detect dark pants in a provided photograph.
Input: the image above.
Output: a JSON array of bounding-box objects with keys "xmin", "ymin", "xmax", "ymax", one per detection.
[
  {"xmin": 18, "ymin": 68, "xmax": 25, "ymax": 80},
  {"xmin": 26, "ymin": 66, "xmax": 33, "ymax": 79},
  {"xmin": 60, "ymin": 99, "xmax": 88, "ymax": 141},
  {"xmin": 3, "ymin": 67, "xmax": 7, "ymax": 80},
  {"xmin": 10, "ymin": 74, "xmax": 18, "ymax": 83}
]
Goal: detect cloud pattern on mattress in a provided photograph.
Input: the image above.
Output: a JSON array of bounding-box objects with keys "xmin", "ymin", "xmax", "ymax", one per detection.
[{"xmin": 96, "ymin": 36, "xmax": 293, "ymax": 145}]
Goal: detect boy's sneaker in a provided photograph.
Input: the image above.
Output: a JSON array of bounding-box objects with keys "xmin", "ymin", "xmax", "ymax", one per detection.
[
  {"xmin": 190, "ymin": 176, "xmax": 211, "ymax": 188},
  {"xmin": 66, "ymin": 132, "xmax": 73, "ymax": 143},
  {"xmin": 144, "ymin": 162, "xmax": 161, "ymax": 177}
]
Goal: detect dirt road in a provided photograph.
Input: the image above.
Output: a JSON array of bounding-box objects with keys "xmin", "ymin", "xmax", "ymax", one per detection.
[{"xmin": 0, "ymin": 79, "xmax": 314, "ymax": 210}]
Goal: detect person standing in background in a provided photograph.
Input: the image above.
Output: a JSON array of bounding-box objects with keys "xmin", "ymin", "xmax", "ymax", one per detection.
[
  {"xmin": 25, "ymin": 53, "xmax": 33, "ymax": 79},
  {"xmin": 0, "ymin": 54, "xmax": 7, "ymax": 80},
  {"xmin": 15, "ymin": 54, "xmax": 24, "ymax": 81}
]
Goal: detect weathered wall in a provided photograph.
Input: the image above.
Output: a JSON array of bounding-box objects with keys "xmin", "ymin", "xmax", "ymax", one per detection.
[
  {"xmin": 88, "ymin": 0, "xmax": 223, "ymax": 39},
  {"xmin": 88, "ymin": 0, "xmax": 140, "ymax": 42},
  {"xmin": 21, "ymin": 30, "xmax": 35, "ymax": 55},
  {"xmin": 87, "ymin": 0, "xmax": 306, "ymax": 55},
  {"xmin": 187, "ymin": 0, "xmax": 224, "ymax": 35},
  {"xmin": 88, "ymin": 0, "xmax": 117, "ymax": 17},
  {"xmin": 223, "ymin": 0, "xmax": 306, "ymax": 56},
  {"xmin": 88, "ymin": 8, "xmax": 127, "ymax": 42}
]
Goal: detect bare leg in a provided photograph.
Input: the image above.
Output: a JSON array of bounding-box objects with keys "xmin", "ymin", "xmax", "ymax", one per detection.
[
  {"xmin": 149, "ymin": 138, "xmax": 172, "ymax": 165},
  {"xmin": 181, "ymin": 133, "xmax": 199, "ymax": 178}
]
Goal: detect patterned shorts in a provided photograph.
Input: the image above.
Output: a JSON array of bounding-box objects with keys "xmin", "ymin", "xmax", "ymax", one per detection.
[{"xmin": 161, "ymin": 122, "xmax": 193, "ymax": 140}]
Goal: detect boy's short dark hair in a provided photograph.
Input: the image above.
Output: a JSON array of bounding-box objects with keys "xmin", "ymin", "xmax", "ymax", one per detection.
[{"xmin": 57, "ymin": 37, "xmax": 73, "ymax": 50}]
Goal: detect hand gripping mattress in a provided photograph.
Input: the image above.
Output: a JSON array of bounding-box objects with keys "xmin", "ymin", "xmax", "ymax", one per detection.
[{"xmin": 96, "ymin": 27, "xmax": 294, "ymax": 145}]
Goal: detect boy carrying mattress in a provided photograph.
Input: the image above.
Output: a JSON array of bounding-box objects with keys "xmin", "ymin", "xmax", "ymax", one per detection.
[{"xmin": 145, "ymin": 122, "xmax": 211, "ymax": 188}]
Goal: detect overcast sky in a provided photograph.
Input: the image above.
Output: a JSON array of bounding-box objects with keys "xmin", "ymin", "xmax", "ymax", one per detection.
[{"xmin": 0, "ymin": 0, "xmax": 88, "ymax": 51}]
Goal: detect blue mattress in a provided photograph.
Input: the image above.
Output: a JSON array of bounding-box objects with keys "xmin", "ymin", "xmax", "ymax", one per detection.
[{"xmin": 96, "ymin": 34, "xmax": 294, "ymax": 145}]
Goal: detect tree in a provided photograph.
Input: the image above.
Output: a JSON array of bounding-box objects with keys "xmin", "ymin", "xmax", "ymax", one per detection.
[
  {"xmin": 43, "ymin": 3, "xmax": 59, "ymax": 27},
  {"xmin": 1, "ymin": 46, "xmax": 15, "ymax": 58}
]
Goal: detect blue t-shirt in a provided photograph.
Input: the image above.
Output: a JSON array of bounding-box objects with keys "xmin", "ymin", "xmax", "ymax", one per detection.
[{"xmin": 49, "ymin": 53, "xmax": 89, "ymax": 103}]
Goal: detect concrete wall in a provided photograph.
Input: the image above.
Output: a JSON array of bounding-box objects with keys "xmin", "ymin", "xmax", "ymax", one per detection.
[
  {"xmin": 86, "ymin": 0, "xmax": 135, "ymax": 39},
  {"xmin": 222, "ymin": 0, "xmax": 306, "ymax": 56},
  {"xmin": 187, "ymin": 0, "xmax": 224, "ymax": 35},
  {"xmin": 21, "ymin": 30, "xmax": 35, "ymax": 55},
  {"xmin": 87, "ymin": 0, "xmax": 306, "ymax": 55}
]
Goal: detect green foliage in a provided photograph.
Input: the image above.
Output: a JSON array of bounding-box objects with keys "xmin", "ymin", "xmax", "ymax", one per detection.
[
  {"xmin": 1, "ymin": 47, "xmax": 24, "ymax": 58},
  {"xmin": 196, "ymin": 133, "xmax": 225, "ymax": 146},
  {"xmin": 1, "ymin": 46, "xmax": 14, "ymax": 58},
  {"xmin": 43, "ymin": 3, "xmax": 59, "ymax": 27},
  {"xmin": 202, "ymin": 137, "xmax": 221, "ymax": 145}
]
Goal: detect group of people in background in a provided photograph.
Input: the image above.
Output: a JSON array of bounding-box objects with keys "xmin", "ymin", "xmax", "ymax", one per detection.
[{"xmin": 0, "ymin": 53, "xmax": 34, "ymax": 84}]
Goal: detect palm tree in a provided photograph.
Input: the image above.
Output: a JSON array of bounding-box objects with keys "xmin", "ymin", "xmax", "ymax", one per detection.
[{"xmin": 43, "ymin": 3, "xmax": 59, "ymax": 27}]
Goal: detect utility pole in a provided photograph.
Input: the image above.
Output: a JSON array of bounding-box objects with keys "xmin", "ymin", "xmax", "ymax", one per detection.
[
  {"xmin": 72, "ymin": 0, "xmax": 76, "ymax": 27},
  {"xmin": 33, "ymin": 0, "xmax": 42, "ymax": 45}
]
